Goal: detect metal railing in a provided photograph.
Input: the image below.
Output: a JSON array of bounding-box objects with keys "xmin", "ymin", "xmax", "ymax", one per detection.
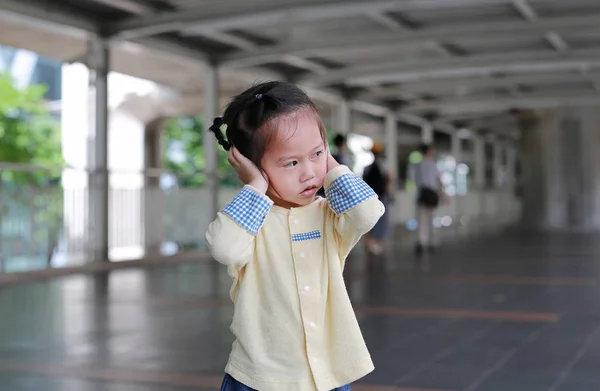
[
  {"xmin": 0, "ymin": 163, "xmax": 521, "ymax": 274},
  {"xmin": 0, "ymin": 163, "xmax": 242, "ymax": 273}
]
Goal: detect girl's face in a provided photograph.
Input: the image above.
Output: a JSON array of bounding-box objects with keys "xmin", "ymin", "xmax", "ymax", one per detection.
[{"xmin": 260, "ymin": 109, "xmax": 327, "ymax": 208}]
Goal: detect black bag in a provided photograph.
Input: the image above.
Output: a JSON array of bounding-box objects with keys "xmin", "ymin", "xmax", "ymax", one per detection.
[
  {"xmin": 363, "ymin": 162, "xmax": 387, "ymax": 199},
  {"xmin": 417, "ymin": 187, "xmax": 439, "ymax": 208}
]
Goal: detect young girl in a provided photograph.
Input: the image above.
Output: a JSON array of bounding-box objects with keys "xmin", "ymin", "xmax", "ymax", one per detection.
[{"xmin": 206, "ymin": 81, "xmax": 385, "ymax": 391}]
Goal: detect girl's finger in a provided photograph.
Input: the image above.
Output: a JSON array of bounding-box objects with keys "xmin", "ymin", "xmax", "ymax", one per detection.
[
  {"xmin": 228, "ymin": 152, "xmax": 237, "ymax": 167},
  {"xmin": 229, "ymin": 148, "xmax": 241, "ymax": 167},
  {"xmin": 233, "ymin": 147, "xmax": 253, "ymax": 165}
]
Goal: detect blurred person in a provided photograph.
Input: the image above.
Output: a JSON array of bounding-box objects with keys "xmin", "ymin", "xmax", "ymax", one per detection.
[
  {"xmin": 413, "ymin": 144, "xmax": 443, "ymax": 256},
  {"xmin": 317, "ymin": 133, "xmax": 351, "ymax": 197},
  {"xmin": 362, "ymin": 142, "xmax": 392, "ymax": 255},
  {"xmin": 332, "ymin": 133, "xmax": 351, "ymax": 167}
]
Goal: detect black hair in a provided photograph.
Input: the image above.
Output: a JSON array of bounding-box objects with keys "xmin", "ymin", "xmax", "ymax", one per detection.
[
  {"xmin": 333, "ymin": 134, "xmax": 346, "ymax": 148},
  {"xmin": 208, "ymin": 81, "xmax": 326, "ymax": 168},
  {"xmin": 420, "ymin": 143, "xmax": 433, "ymax": 155}
]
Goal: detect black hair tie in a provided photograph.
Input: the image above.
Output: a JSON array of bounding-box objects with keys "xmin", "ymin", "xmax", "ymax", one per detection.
[{"xmin": 208, "ymin": 116, "xmax": 232, "ymax": 151}]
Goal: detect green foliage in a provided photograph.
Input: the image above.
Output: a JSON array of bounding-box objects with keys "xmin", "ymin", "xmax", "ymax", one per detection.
[
  {"xmin": 0, "ymin": 72, "xmax": 63, "ymax": 183},
  {"xmin": 0, "ymin": 72, "xmax": 64, "ymax": 267},
  {"xmin": 162, "ymin": 115, "xmax": 237, "ymax": 188}
]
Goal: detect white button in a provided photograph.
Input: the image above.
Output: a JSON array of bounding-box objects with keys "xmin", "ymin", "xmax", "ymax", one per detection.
[
  {"xmin": 299, "ymin": 252, "xmax": 305, "ymax": 258},
  {"xmin": 294, "ymin": 219, "xmax": 299, "ymax": 225},
  {"xmin": 303, "ymin": 285, "xmax": 310, "ymax": 292}
]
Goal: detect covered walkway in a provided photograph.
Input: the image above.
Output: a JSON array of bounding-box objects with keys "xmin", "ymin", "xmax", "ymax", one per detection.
[
  {"xmin": 3, "ymin": 0, "xmax": 600, "ymax": 390},
  {"xmin": 2, "ymin": 231, "xmax": 600, "ymax": 391}
]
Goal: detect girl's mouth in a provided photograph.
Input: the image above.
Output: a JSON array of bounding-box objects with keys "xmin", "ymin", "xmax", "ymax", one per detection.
[{"xmin": 300, "ymin": 185, "xmax": 318, "ymax": 197}]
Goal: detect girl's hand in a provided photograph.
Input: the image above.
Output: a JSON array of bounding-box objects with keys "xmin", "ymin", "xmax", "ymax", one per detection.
[
  {"xmin": 228, "ymin": 147, "xmax": 269, "ymax": 193},
  {"xmin": 327, "ymin": 147, "xmax": 340, "ymax": 172}
]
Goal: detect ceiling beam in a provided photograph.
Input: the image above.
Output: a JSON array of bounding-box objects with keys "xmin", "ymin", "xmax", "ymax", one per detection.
[
  {"xmin": 361, "ymin": 72, "xmax": 596, "ymax": 99},
  {"xmin": 511, "ymin": 0, "xmax": 569, "ymax": 53},
  {"xmin": 367, "ymin": 11, "xmax": 455, "ymax": 61},
  {"xmin": 98, "ymin": 0, "xmax": 329, "ymax": 74},
  {"xmin": 403, "ymin": 91, "xmax": 600, "ymax": 116},
  {"xmin": 0, "ymin": 0, "xmax": 101, "ymax": 36},
  {"xmin": 132, "ymin": 36, "xmax": 211, "ymax": 63},
  {"xmin": 108, "ymin": 0, "xmax": 510, "ymax": 39},
  {"xmin": 368, "ymin": 12, "xmax": 407, "ymax": 32},
  {"xmin": 200, "ymin": 31, "xmax": 329, "ymax": 74},
  {"xmin": 297, "ymin": 48, "xmax": 600, "ymax": 86},
  {"xmin": 511, "ymin": 0, "xmax": 538, "ymax": 22},
  {"xmin": 0, "ymin": 0, "xmax": 468, "ymax": 138},
  {"xmin": 220, "ymin": 13, "xmax": 600, "ymax": 68},
  {"xmin": 88, "ymin": 0, "xmax": 156, "ymax": 14},
  {"xmin": 545, "ymin": 32, "xmax": 568, "ymax": 52}
]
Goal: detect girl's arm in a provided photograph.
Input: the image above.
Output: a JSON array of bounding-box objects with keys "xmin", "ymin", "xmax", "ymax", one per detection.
[
  {"xmin": 205, "ymin": 184, "xmax": 272, "ymax": 266},
  {"xmin": 324, "ymin": 154, "xmax": 385, "ymax": 260},
  {"xmin": 205, "ymin": 185, "xmax": 273, "ymax": 299},
  {"xmin": 205, "ymin": 147, "xmax": 272, "ymax": 299}
]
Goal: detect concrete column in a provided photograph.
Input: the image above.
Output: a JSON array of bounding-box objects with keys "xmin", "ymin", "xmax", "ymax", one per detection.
[
  {"xmin": 337, "ymin": 99, "xmax": 352, "ymax": 134},
  {"xmin": 86, "ymin": 36, "xmax": 109, "ymax": 262},
  {"xmin": 384, "ymin": 111, "xmax": 398, "ymax": 189},
  {"xmin": 493, "ymin": 139, "xmax": 503, "ymax": 188},
  {"xmin": 421, "ymin": 122, "xmax": 433, "ymax": 144},
  {"xmin": 472, "ymin": 135, "xmax": 487, "ymax": 227},
  {"xmin": 520, "ymin": 107, "xmax": 600, "ymax": 230},
  {"xmin": 203, "ymin": 65, "xmax": 220, "ymax": 220},
  {"xmin": 143, "ymin": 118, "xmax": 166, "ymax": 257},
  {"xmin": 505, "ymin": 143, "xmax": 516, "ymax": 188},
  {"xmin": 473, "ymin": 136, "xmax": 485, "ymax": 189},
  {"xmin": 450, "ymin": 130, "xmax": 462, "ymax": 221},
  {"xmin": 451, "ymin": 131, "xmax": 461, "ymax": 181}
]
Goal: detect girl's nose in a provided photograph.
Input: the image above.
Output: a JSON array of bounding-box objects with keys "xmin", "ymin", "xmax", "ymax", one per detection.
[{"xmin": 301, "ymin": 165, "xmax": 316, "ymax": 182}]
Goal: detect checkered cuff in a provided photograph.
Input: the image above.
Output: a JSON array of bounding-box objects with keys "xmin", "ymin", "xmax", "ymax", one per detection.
[
  {"xmin": 326, "ymin": 173, "xmax": 377, "ymax": 215},
  {"xmin": 222, "ymin": 185, "xmax": 273, "ymax": 235}
]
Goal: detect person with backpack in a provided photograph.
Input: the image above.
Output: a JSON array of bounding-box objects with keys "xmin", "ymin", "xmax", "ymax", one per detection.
[
  {"xmin": 317, "ymin": 133, "xmax": 351, "ymax": 197},
  {"xmin": 331, "ymin": 133, "xmax": 351, "ymax": 167},
  {"xmin": 362, "ymin": 142, "xmax": 391, "ymax": 255},
  {"xmin": 413, "ymin": 143, "xmax": 444, "ymax": 256}
]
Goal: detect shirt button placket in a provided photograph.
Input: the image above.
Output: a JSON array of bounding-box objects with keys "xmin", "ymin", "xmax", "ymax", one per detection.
[
  {"xmin": 302, "ymin": 269, "xmax": 320, "ymax": 385},
  {"xmin": 289, "ymin": 212, "xmax": 320, "ymax": 385}
]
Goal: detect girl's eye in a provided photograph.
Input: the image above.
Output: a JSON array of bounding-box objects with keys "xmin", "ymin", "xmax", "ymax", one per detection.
[
  {"xmin": 285, "ymin": 161, "xmax": 298, "ymax": 167},
  {"xmin": 313, "ymin": 150, "xmax": 324, "ymax": 159}
]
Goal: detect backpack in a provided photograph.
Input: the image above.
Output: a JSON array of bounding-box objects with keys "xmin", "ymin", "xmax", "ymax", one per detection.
[{"xmin": 363, "ymin": 162, "xmax": 386, "ymax": 198}]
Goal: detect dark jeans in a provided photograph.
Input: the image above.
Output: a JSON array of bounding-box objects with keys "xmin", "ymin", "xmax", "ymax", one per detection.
[{"xmin": 220, "ymin": 374, "xmax": 351, "ymax": 391}]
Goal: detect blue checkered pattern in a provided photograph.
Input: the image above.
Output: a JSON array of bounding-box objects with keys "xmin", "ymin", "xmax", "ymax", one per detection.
[
  {"xmin": 291, "ymin": 230, "xmax": 321, "ymax": 242},
  {"xmin": 325, "ymin": 173, "xmax": 377, "ymax": 215},
  {"xmin": 222, "ymin": 186, "xmax": 273, "ymax": 235}
]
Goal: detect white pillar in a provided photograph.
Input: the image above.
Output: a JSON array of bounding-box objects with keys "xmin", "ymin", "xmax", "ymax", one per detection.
[
  {"xmin": 451, "ymin": 131, "xmax": 461, "ymax": 197},
  {"xmin": 473, "ymin": 136, "xmax": 485, "ymax": 189},
  {"xmin": 337, "ymin": 99, "xmax": 352, "ymax": 134},
  {"xmin": 204, "ymin": 65, "xmax": 219, "ymax": 220},
  {"xmin": 87, "ymin": 36, "xmax": 109, "ymax": 262},
  {"xmin": 143, "ymin": 119, "xmax": 165, "ymax": 257},
  {"xmin": 384, "ymin": 111, "xmax": 398, "ymax": 189},
  {"xmin": 493, "ymin": 140, "xmax": 503, "ymax": 188},
  {"xmin": 506, "ymin": 143, "xmax": 516, "ymax": 188},
  {"xmin": 421, "ymin": 122, "xmax": 433, "ymax": 144},
  {"xmin": 451, "ymin": 132, "xmax": 461, "ymax": 161}
]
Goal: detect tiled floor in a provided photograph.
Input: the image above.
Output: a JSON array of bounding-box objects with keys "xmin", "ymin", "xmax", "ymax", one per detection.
[{"xmin": 2, "ymin": 230, "xmax": 600, "ymax": 390}]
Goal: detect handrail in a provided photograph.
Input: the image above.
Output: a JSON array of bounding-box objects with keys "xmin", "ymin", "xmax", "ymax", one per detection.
[{"xmin": 0, "ymin": 162, "xmax": 241, "ymax": 183}]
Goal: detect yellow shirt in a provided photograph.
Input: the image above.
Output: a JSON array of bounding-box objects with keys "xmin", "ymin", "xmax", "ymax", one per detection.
[{"xmin": 205, "ymin": 165, "xmax": 385, "ymax": 391}]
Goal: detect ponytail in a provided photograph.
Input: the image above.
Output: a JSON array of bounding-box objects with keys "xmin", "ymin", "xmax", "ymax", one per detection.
[{"xmin": 208, "ymin": 116, "xmax": 232, "ymax": 151}]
